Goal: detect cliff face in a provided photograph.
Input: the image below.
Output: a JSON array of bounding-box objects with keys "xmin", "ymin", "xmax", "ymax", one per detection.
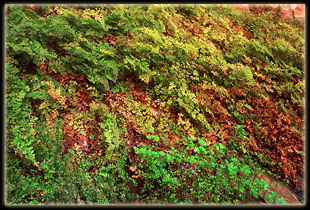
[
  {"xmin": 264, "ymin": 4, "xmax": 305, "ymax": 20},
  {"xmin": 230, "ymin": 4, "xmax": 305, "ymax": 20}
]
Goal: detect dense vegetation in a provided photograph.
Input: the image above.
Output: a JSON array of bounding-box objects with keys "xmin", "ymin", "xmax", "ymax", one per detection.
[{"xmin": 5, "ymin": 5, "xmax": 304, "ymax": 205}]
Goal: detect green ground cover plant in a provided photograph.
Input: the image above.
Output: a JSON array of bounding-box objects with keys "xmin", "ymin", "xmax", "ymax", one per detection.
[{"xmin": 5, "ymin": 4, "xmax": 304, "ymax": 205}]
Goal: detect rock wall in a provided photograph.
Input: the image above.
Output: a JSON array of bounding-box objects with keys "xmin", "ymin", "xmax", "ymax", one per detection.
[{"xmin": 230, "ymin": 4, "xmax": 305, "ymax": 20}]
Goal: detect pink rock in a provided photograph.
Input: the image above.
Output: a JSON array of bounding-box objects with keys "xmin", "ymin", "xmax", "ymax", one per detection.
[
  {"xmin": 269, "ymin": 4, "xmax": 282, "ymax": 9},
  {"xmin": 282, "ymin": 5, "xmax": 294, "ymax": 20},
  {"xmin": 234, "ymin": 4, "xmax": 250, "ymax": 11},
  {"xmin": 293, "ymin": 4, "xmax": 305, "ymax": 19},
  {"xmin": 222, "ymin": 4, "xmax": 305, "ymax": 20}
]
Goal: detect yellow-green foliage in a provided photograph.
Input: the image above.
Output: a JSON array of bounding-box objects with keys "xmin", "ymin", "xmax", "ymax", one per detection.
[{"xmin": 127, "ymin": 97, "xmax": 158, "ymax": 135}]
